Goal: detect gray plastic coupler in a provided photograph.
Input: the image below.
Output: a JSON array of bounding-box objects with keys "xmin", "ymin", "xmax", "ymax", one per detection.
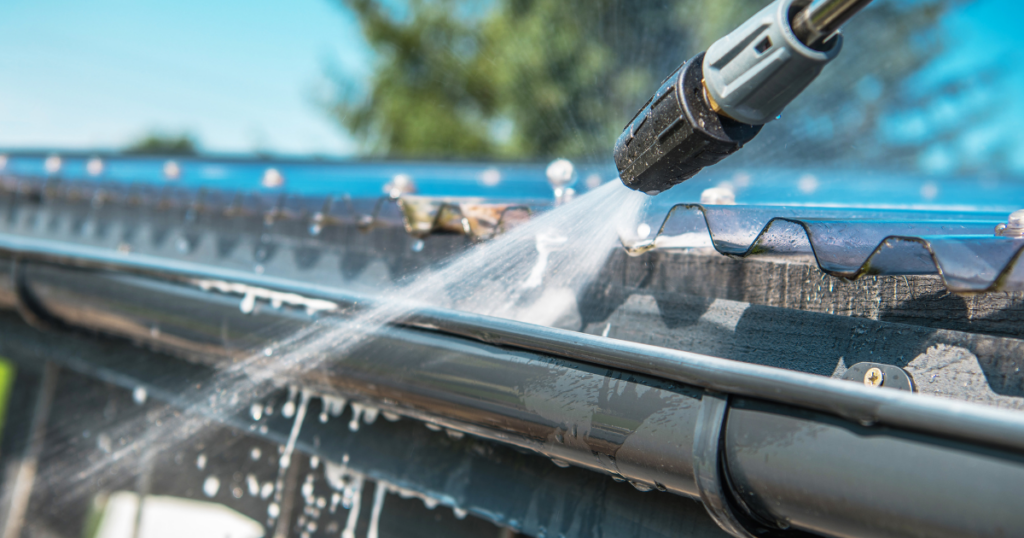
[{"xmin": 702, "ymin": 0, "xmax": 843, "ymax": 126}]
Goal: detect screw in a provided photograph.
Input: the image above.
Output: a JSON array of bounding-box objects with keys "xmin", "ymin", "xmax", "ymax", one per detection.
[
  {"xmin": 995, "ymin": 209, "xmax": 1024, "ymax": 238},
  {"xmin": 163, "ymin": 160, "xmax": 181, "ymax": 181},
  {"xmin": 262, "ymin": 167, "xmax": 285, "ymax": 189},
  {"xmin": 546, "ymin": 159, "xmax": 577, "ymax": 206},
  {"xmin": 384, "ymin": 173, "xmax": 416, "ymax": 199},
  {"xmin": 864, "ymin": 367, "xmax": 884, "ymax": 388},
  {"xmin": 44, "ymin": 154, "xmax": 62, "ymax": 175},
  {"xmin": 546, "ymin": 158, "xmax": 576, "ymax": 188}
]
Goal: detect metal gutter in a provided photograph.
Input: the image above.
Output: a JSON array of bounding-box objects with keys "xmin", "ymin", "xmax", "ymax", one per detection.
[
  {"xmin": 0, "ymin": 234, "xmax": 1022, "ymax": 452},
  {"xmin": 1, "ymin": 236, "xmax": 1024, "ymax": 536}
]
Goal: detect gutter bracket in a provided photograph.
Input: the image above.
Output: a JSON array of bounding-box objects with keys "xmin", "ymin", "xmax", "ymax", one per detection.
[
  {"xmin": 694, "ymin": 391, "xmax": 814, "ymax": 538},
  {"xmin": 841, "ymin": 362, "xmax": 915, "ymax": 392},
  {"xmin": 693, "ymin": 391, "xmax": 758, "ymax": 538}
]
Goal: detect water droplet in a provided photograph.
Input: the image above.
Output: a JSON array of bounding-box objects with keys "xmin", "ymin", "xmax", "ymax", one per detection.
[
  {"xmin": 239, "ymin": 292, "xmax": 256, "ymax": 314},
  {"xmin": 629, "ymin": 481, "xmax": 653, "ymax": 492},
  {"xmin": 263, "ymin": 347, "xmax": 273, "ymax": 357},
  {"xmin": 267, "ymin": 502, "xmax": 280, "ymax": 519},
  {"xmin": 310, "ymin": 455, "xmax": 320, "ymax": 469},
  {"xmin": 636, "ymin": 223, "xmax": 651, "ymax": 239},
  {"xmin": 261, "ymin": 482, "xmax": 274, "ymax": 499},
  {"xmin": 132, "ymin": 387, "xmax": 147, "ymax": 405},
  {"xmin": 251, "ymin": 447, "xmax": 262, "ymax": 461},
  {"xmin": 453, "ymin": 507, "xmax": 468, "ymax": 520},
  {"xmin": 425, "ymin": 423, "xmax": 442, "ymax": 432},
  {"xmin": 411, "ymin": 239, "xmax": 425, "ymax": 252},
  {"xmin": 247, "ymin": 474, "xmax": 260, "ymax": 496},
  {"xmin": 348, "ymin": 406, "xmax": 363, "ymax": 432},
  {"xmin": 250, "ymin": 403, "xmax": 263, "ymax": 421},
  {"xmin": 776, "ymin": 114, "xmax": 783, "ymax": 120},
  {"xmin": 330, "ymin": 492, "xmax": 342, "ymax": 513},
  {"xmin": 551, "ymin": 458, "xmax": 570, "ymax": 468},
  {"xmin": 175, "ymin": 237, "xmax": 191, "ymax": 254},
  {"xmin": 302, "ymin": 481, "xmax": 315, "ymax": 499},
  {"xmin": 203, "ymin": 475, "xmax": 220, "ymax": 497},
  {"xmin": 282, "ymin": 400, "xmax": 297, "ymax": 419},
  {"xmin": 196, "ymin": 453, "xmax": 207, "ymax": 470},
  {"xmin": 382, "ymin": 411, "xmax": 400, "ymax": 422},
  {"xmin": 232, "ymin": 487, "xmax": 243, "ymax": 499},
  {"xmin": 445, "ymin": 429, "xmax": 464, "ymax": 440},
  {"xmin": 97, "ymin": 433, "xmax": 112, "ymax": 453}
]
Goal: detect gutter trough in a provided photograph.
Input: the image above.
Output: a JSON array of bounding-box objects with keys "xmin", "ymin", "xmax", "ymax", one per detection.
[{"xmin": 0, "ymin": 237, "xmax": 1022, "ymax": 537}]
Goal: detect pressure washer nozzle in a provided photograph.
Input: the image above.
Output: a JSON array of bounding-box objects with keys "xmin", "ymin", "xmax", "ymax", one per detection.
[{"xmin": 615, "ymin": 0, "xmax": 867, "ymax": 195}]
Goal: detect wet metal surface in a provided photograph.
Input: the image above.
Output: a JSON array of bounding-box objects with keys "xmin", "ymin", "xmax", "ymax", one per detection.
[
  {"xmin": 5, "ymin": 154, "xmax": 1024, "ymax": 295},
  {"xmin": 4, "ymin": 154, "xmax": 1024, "ymax": 537}
]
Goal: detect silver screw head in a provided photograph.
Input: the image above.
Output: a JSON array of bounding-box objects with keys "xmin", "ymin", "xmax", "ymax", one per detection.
[
  {"xmin": 384, "ymin": 173, "xmax": 416, "ymax": 199},
  {"xmin": 1009, "ymin": 210, "xmax": 1024, "ymax": 228},
  {"xmin": 546, "ymin": 159, "xmax": 576, "ymax": 188},
  {"xmin": 995, "ymin": 210, "xmax": 1024, "ymax": 237}
]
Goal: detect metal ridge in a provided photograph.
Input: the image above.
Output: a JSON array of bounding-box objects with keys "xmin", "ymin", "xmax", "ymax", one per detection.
[
  {"xmin": 1, "ymin": 233, "xmax": 1023, "ymax": 454},
  {"xmin": 0, "ymin": 174, "xmax": 548, "ymax": 241},
  {"xmin": 5, "ymin": 170, "xmax": 1024, "ymax": 295}
]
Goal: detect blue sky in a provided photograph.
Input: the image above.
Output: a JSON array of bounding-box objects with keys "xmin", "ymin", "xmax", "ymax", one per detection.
[
  {"xmin": 910, "ymin": 0, "xmax": 1024, "ymax": 172},
  {"xmin": 1, "ymin": 0, "xmax": 1022, "ymax": 162},
  {"xmin": 0, "ymin": 0, "xmax": 370, "ymax": 155}
]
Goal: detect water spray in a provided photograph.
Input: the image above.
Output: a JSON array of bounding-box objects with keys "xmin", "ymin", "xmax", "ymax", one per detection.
[{"xmin": 614, "ymin": 0, "xmax": 873, "ymax": 195}]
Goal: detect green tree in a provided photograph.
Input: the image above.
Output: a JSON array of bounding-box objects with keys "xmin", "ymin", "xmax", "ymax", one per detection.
[
  {"xmin": 123, "ymin": 132, "xmax": 200, "ymax": 156},
  {"xmin": 333, "ymin": 0, "xmax": 959, "ymax": 166}
]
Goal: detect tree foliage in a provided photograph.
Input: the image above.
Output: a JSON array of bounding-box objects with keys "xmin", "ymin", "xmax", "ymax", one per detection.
[
  {"xmin": 123, "ymin": 132, "xmax": 200, "ymax": 156},
  {"xmin": 333, "ymin": 0, "xmax": 959, "ymax": 167}
]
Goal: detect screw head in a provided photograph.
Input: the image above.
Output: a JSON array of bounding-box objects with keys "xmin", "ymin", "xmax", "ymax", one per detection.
[
  {"xmin": 864, "ymin": 367, "xmax": 884, "ymax": 388},
  {"xmin": 1009, "ymin": 210, "xmax": 1024, "ymax": 228},
  {"xmin": 997, "ymin": 210, "xmax": 1024, "ymax": 237},
  {"xmin": 546, "ymin": 159, "xmax": 576, "ymax": 188}
]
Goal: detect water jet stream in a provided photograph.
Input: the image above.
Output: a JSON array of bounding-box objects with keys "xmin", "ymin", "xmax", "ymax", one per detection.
[{"xmin": 37, "ymin": 181, "xmax": 649, "ymax": 522}]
